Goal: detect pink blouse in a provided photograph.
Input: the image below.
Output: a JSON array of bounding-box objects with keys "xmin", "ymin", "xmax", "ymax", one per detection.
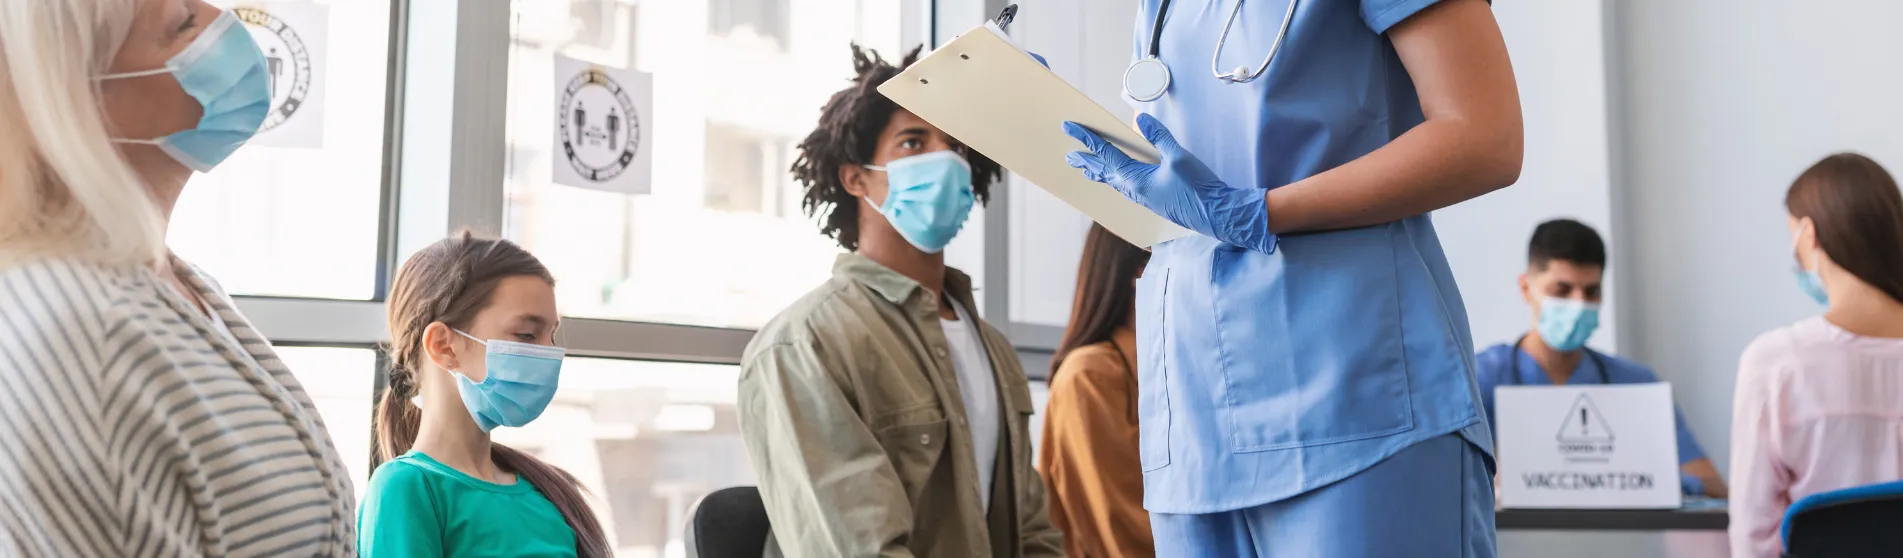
[{"xmin": 1729, "ymin": 317, "xmax": 1903, "ymax": 558}]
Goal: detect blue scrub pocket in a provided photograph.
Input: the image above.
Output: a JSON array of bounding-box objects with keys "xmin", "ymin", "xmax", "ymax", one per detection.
[
  {"xmin": 1209, "ymin": 224, "xmax": 1414, "ymax": 452},
  {"xmin": 1135, "ymin": 266, "xmax": 1170, "ymax": 472}
]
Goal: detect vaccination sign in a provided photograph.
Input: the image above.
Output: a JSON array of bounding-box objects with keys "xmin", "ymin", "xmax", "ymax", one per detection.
[
  {"xmin": 234, "ymin": 1, "xmax": 328, "ymax": 148},
  {"xmin": 1495, "ymin": 383, "xmax": 1682, "ymax": 509},
  {"xmin": 551, "ymin": 54, "xmax": 653, "ymax": 195}
]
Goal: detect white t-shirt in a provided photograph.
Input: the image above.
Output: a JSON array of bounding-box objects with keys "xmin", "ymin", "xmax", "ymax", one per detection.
[{"xmin": 940, "ymin": 299, "xmax": 999, "ymax": 511}]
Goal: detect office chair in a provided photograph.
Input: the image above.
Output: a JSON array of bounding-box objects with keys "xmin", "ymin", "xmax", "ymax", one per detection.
[
  {"xmin": 685, "ymin": 486, "xmax": 773, "ymax": 558},
  {"xmin": 1781, "ymin": 479, "xmax": 1903, "ymax": 557}
]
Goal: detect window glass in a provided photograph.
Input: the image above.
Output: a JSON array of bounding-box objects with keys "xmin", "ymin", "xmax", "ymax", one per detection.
[
  {"xmin": 505, "ymin": 0, "xmax": 976, "ymax": 329},
  {"xmin": 1008, "ymin": 181, "xmax": 1090, "ymax": 326},
  {"xmin": 493, "ymin": 358, "xmax": 748, "ymax": 558},
  {"xmin": 275, "ymin": 345, "xmax": 378, "ymax": 501},
  {"xmin": 169, "ymin": 0, "xmax": 394, "ymax": 300}
]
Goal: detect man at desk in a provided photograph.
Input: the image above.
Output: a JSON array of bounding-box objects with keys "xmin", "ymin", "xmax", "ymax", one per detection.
[{"xmin": 1476, "ymin": 219, "xmax": 1729, "ymax": 498}]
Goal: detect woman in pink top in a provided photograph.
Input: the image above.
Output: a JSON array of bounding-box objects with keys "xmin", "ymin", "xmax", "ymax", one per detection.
[{"xmin": 1730, "ymin": 152, "xmax": 1903, "ymax": 558}]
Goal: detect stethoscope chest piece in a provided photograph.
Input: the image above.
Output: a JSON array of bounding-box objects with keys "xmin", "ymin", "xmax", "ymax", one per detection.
[{"xmin": 1124, "ymin": 56, "xmax": 1172, "ymax": 102}]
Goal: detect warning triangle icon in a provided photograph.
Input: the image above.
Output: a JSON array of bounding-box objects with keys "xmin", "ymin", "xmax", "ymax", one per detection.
[{"xmin": 1555, "ymin": 393, "xmax": 1615, "ymax": 443}]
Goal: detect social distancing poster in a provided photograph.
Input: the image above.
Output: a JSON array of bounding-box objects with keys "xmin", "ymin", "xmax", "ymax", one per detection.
[
  {"xmin": 551, "ymin": 54, "xmax": 654, "ymax": 195},
  {"xmin": 235, "ymin": 1, "xmax": 329, "ymax": 149}
]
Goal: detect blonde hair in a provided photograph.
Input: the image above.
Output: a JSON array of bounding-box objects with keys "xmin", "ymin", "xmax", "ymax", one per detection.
[{"xmin": 0, "ymin": 0, "xmax": 167, "ymax": 266}]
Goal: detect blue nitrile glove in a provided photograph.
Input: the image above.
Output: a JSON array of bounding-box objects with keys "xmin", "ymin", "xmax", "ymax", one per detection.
[
  {"xmin": 1063, "ymin": 114, "xmax": 1277, "ymax": 253},
  {"xmin": 1680, "ymin": 472, "xmax": 1704, "ymax": 497}
]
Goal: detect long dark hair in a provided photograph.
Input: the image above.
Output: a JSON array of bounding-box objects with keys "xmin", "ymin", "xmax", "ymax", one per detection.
[
  {"xmin": 1785, "ymin": 153, "xmax": 1903, "ymax": 305},
  {"xmin": 1051, "ymin": 224, "xmax": 1150, "ymax": 378},
  {"xmin": 378, "ymin": 231, "xmax": 612, "ymax": 557}
]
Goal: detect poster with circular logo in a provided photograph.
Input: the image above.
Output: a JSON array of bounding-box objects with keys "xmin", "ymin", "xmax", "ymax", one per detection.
[
  {"xmin": 552, "ymin": 54, "xmax": 653, "ymax": 195},
  {"xmin": 235, "ymin": 2, "xmax": 328, "ymax": 148}
]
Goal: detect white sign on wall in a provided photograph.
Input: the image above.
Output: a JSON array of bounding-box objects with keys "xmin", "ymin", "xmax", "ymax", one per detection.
[
  {"xmin": 1496, "ymin": 383, "xmax": 1682, "ymax": 509},
  {"xmin": 551, "ymin": 54, "xmax": 653, "ymax": 195},
  {"xmin": 235, "ymin": 1, "xmax": 328, "ymax": 148}
]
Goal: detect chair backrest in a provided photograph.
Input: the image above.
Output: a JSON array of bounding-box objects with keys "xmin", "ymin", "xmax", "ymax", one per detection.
[
  {"xmin": 1781, "ymin": 480, "xmax": 1903, "ymax": 558},
  {"xmin": 685, "ymin": 486, "xmax": 773, "ymax": 558}
]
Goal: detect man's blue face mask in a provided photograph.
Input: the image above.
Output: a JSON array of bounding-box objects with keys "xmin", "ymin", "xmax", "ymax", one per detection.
[
  {"xmin": 101, "ymin": 10, "xmax": 271, "ymax": 172},
  {"xmin": 863, "ymin": 150, "xmax": 976, "ymax": 254},
  {"xmin": 1537, "ymin": 296, "xmax": 1600, "ymax": 352}
]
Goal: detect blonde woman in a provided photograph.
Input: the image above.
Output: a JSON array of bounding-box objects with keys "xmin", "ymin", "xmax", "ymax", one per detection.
[{"xmin": 0, "ymin": 0, "xmax": 354, "ymax": 556}]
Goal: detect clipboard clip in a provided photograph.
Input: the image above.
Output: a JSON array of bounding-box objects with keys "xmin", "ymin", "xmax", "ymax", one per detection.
[{"xmin": 995, "ymin": 4, "xmax": 1019, "ymax": 32}]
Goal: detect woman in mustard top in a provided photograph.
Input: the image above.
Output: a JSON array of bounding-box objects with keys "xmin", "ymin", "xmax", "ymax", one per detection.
[
  {"xmin": 357, "ymin": 233, "xmax": 611, "ymax": 557},
  {"xmin": 1039, "ymin": 223, "xmax": 1154, "ymax": 558}
]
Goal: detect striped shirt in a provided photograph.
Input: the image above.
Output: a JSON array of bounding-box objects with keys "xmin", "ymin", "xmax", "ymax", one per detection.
[{"xmin": 0, "ymin": 256, "xmax": 356, "ymax": 557}]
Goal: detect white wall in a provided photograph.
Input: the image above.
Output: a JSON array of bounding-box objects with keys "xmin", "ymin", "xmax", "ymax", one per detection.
[
  {"xmin": 1436, "ymin": 0, "xmax": 1619, "ymax": 354},
  {"xmin": 1610, "ymin": 0, "xmax": 1903, "ymax": 471}
]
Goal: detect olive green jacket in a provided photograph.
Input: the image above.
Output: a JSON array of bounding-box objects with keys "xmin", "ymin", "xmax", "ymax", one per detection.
[{"xmin": 739, "ymin": 254, "xmax": 1064, "ymax": 558}]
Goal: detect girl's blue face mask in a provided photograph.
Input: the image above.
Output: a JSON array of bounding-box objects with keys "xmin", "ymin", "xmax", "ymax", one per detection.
[
  {"xmin": 101, "ymin": 10, "xmax": 271, "ymax": 172},
  {"xmin": 863, "ymin": 150, "xmax": 976, "ymax": 254},
  {"xmin": 451, "ymin": 330, "xmax": 565, "ymax": 432}
]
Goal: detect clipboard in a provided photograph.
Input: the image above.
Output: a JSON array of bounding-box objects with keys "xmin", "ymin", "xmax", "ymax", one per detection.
[{"xmin": 877, "ymin": 23, "xmax": 1193, "ymax": 248}]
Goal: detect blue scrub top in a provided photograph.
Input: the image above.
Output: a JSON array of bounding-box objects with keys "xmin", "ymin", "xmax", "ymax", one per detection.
[
  {"xmin": 1473, "ymin": 343, "xmax": 1711, "ymax": 466},
  {"xmin": 1130, "ymin": 0, "xmax": 1493, "ymax": 514}
]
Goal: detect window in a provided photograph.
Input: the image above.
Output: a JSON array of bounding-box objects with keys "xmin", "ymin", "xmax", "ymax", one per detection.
[
  {"xmin": 503, "ymin": 0, "xmax": 928, "ymax": 329},
  {"xmin": 168, "ymin": 0, "xmax": 396, "ymax": 300},
  {"xmin": 707, "ymin": 0, "xmax": 790, "ymax": 50},
  {"xmin": 702, "ymin": 124, "xmax": 783, "ymax": 214},
  {"xmin": 493, "ymin": 358, "xmax": 748, "ymax": 558},
  {"xmin": 1008, "ymin": 182, "xmax": 1092, "ymax": 326},
  {"xmin": 275, "ymin": 345, "xmax": 379, "ymax": 501}
]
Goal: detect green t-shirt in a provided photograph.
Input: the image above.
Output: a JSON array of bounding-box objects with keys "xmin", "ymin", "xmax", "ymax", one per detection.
[{"xmin": 357, "ymin": 451, "xmax": 579, "ymax": 558}]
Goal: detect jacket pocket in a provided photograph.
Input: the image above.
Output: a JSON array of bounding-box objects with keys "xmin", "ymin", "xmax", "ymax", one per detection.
[
  {"xmin": 875, "ymin": 410, "xmax": 949, "ymax": 504},
  {"xmin": 1136, "ymin": 266, "xmax": 1171, "ymax": 472}
]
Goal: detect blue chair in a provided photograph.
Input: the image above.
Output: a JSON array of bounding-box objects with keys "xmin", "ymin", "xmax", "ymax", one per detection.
[
  {"xmin": 684, "ymin": 486, "xmax": 774, "ymax": 558},
  {"xmin": 1781, "ymin": 480, "xmax": 1903, "ymax": 557}
]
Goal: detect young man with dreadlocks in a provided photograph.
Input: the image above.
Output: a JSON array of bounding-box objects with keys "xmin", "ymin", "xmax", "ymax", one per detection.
[{"xmin": 737, "ymin": 45, "xmax": 1064, "ymax": 558}]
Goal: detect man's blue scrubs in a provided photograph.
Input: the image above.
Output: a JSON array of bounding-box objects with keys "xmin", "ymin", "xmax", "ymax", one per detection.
[
  {"xmin": 1129, "ymin": 0, "xmax": 1496, "ymax": 556},
  {"xmin": 1474, "ymin": 343, "xmax": 1714, "ymax": 495}
]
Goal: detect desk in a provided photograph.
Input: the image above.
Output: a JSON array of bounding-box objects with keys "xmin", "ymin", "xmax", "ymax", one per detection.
[{"xmin": 1497, "ymin": 508, "xmax": 1729, "ymax": 558}]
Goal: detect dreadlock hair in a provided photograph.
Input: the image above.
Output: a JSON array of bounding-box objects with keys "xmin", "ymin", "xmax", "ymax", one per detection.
[{"xmin": 791, "ymin": 44, "xmax": 1003, "ymax": 251}]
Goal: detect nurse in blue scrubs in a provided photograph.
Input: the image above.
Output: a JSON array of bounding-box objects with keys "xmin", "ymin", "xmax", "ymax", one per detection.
[
  {"xmin": 1061, "ymin": 0, "xmax": 1522, "ymax": 555},
  {"xmin": 1474, "ymin": 219, "xmax": 1730, "ymax": 498}
]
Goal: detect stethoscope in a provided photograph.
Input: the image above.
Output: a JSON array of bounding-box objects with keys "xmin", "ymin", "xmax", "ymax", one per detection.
[
  {"xmin": 1506, "ymin": 334, "xmax": 1610, "ymax": 386},
  {"xmin": 1124, "ymin": 0, "xmax": 1302, "ymax": 102}
]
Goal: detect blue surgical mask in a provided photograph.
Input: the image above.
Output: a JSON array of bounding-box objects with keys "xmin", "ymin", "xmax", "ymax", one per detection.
[
  {"xmin": 1795, "ymin": 247, "xmax": 1830, "ymax": 307},
  {"xmin": 451, "ymin": 329, "xmax": 564, "ymax": 432},
  {"xmin": 1537, "ymin": 297, "xmax": 1599, "ymax": 352},
  {"xmin": 863, "ymin": 151, "xmax": 976, "ymax": 254},
  {"xmin": 101, "ymin": 10, "xmax": 271, "ymax": 172}
]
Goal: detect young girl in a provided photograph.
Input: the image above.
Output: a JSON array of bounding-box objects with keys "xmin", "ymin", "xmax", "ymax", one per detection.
[{"xmin": 358, "ymin": 232, "xmax": 610, "ymax": 557}]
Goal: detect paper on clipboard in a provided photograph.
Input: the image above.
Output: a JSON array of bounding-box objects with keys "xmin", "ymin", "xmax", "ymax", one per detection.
[{"xmin": 877, "ymin": 23, "xmax": 1192, "ymax": 248}]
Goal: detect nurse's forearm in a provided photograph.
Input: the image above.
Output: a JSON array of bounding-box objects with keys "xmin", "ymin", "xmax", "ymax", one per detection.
[
  {"xmin": 1261, "ymin": 119, "xmax": 1520, "ymax": 233},
  {"xmin": 1261, "ymin": 0, "xmax": 1522, "ymax": 234}
]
